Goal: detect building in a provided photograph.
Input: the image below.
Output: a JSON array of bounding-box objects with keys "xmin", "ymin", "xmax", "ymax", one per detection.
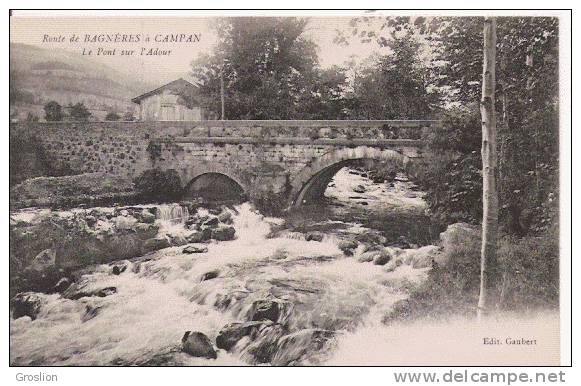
[{"xmin": 131, "ymin": 78, "xmax": 207, "ymax": 121}]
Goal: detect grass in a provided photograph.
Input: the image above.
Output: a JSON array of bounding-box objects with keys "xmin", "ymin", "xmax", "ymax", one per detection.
[{"xmin": 385, "ymin": 225, "xmax": 559, "ymax": 322}]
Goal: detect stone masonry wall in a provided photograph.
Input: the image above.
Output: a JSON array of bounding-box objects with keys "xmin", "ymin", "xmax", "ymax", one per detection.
[{"xmin": 10, "ymin": 120, "xmax": 433, "ymax": 205}]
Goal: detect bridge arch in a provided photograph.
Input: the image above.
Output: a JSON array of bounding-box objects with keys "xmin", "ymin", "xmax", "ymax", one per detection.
[
  {"xmin": 182, "ymin": 166, "xmax": 247, "ymax": 201},
  {"xmin": 290, "ymin": 146, "xmax": 415, "ymax": 207}
]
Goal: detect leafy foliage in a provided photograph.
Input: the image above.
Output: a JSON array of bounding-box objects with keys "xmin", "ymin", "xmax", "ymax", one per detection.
[
  {"xmin": 105, "ymin": 111, "xmax": 121, "ymax": 121},
  {"xmin": 133, "ymin": 169, "xmax": 183, "ymax": 202},
  {"xmin": 191, "ymin": 17, "xmax": 348, "ymax": 119},
  {"xmin": 43, "ymin": 101, "xmax": 64, "ymax": 121},
  {"xmin": 67, "ymin": 102, "xmax": 92, "ymax": 121}
]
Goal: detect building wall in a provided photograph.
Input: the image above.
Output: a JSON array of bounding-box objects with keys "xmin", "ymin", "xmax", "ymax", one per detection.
[{"xmin": 138, "ymin": 90, "xmax": 202, "ymax": 121}]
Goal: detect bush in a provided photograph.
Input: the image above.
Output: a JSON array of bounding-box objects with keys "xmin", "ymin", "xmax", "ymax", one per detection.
[
  {"xmin": 44, "ymin": 101, "xmax": 63, "ymax": 121},
  {"xmin": 105, "ymin": 112, "xmax": 121, "ymax": 121},
  {"xmin": 253, "ymin": 191, "xmax": 287, "ymax": 216},
  {"xmin": 385, "ymin": 225, "xmax": 559, "ymax": 322},
  {"xmin": 424, "ymin": 153, "xmax": 483, "ymax": 226},
  {"xmin": 67, "ymin": 102, "xmax": 92, "ymax": 121},
  {"xmin": 133, "ymin": 169, "xmax": 183, "ymax": 202}
]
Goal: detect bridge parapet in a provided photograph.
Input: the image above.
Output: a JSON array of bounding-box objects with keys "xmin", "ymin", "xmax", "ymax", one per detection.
[{"xmin": 10, "ymin": 119, "xmax": 439, "ymax": 141}]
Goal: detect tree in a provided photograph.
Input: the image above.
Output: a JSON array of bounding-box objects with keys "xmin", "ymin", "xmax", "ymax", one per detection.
[
  {"xmin": 344, "ymin": 33, "xmax": 437, "ymax": 119},
  {"xmin": 43, "ymin": 101, "xmax": 63, "ymax": 121},
  {"xmin": 342, "ymin": 16, "xmax": 559, "ymax": 236},
  {"xmin": 478, "ymin": 17, "xmax": 499, "ymax": 319},
  {"xmin": 191, "ymin": 17, "xmax": 347, "ymax": 119},
  {"xmin": 105, "ymin": 111, "xmax": 121, "ymax": 121},
  {"xmin": 67, "ymin": 102, "xmax": 92, "ymax": 121}
]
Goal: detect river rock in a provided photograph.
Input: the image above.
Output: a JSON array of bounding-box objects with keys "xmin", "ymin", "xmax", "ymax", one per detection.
[
  {"xmin": 181, "ymin": 331, "xmax": 217, "ymax": 359},
  {"xmin": 138, "ymin": 210, "xmax": 156, "ymax": 224},
  {"xmin": 352, "ymin": 184, "xmax": 366, "ymax": 193},
  {"xmin": 384, "ymin": 258, "xmax": 403, "ymax": 272},
  {"xmin": 216, "ymin": 321, "xmax": 273, "ymax": 351},
  {"xmin": 111, "ymin": 264, "xmax": 127, "ymax": 275},
  {"xmin": 440, "ymin": 222, "xmax": 479, "ymax": 253},
  {"xmin": 113, "ymin": 215, "xmax": 138, "ymax": 231},
  {"xmin": 406, "ymin": 245, "xmax": 441, "ymax": 268},
  {"xmin": 85, "ymin": 215, "xmax": 98, "ymax": 227},
  {"xmin": 167, "ymin": 233, "xmax": 188, "ymax": 247},
  {"xmin": 63, "ymin": 284, "xmax": 117, "ymax": 300},
  {"xmin": 11, "ymin": 292, "xmax": 43, "ymax": 320},
  {"xmin": 357, "ymin": 251, "xmax": 380, "ymax": 263},
  {"xmin": 338, "ymin": 239, "xmax": 358, "ymax": 256},
  {"xmin": 211, "ymin": 226, "xmax": 236, "ymax": 241},
  {"xmin": 305, "ymin": 232, "xmax": 323, "ymax": 242},
  {"xmin": 390, "ymin": 235, "xmax": 412, "ymax": 249},
  {"xmin": 143, "ymin": 237, "xmax": 170, "ymax": 252},
  {"xmin": 183, "ymin": 245, "xmax": 208, "ymax": 254},
  {"xmin": 201, "ymin": 270, "xmax": 219, "ymax": 281},
  {"xmin": 373, "ymin": 249, "xmax": 392, "ymax": 265},
  {"xmin": 202, "ymin": 217, "xmax": 219, "ymax": 228},
  {"xmin": 134, "ymin": 223, "xmax": 159, "ymax": 239},
  {"xmin": 218, "ymin": 211, "xmax": 233, "ymax": 224},
  {"xmin": 271, "ymin": 329, "xmax": 334, "ymax": 366},
  {"xmin": 247, "ymin": 299, "xmax": 289, "ymax": 323},
  {"xmin": 28, "ymin": 249, "xmax": 56, "ymax": 272},
  {"xmin": 186, "ymin": 230, "xmax": 208, "ymax": 243}
]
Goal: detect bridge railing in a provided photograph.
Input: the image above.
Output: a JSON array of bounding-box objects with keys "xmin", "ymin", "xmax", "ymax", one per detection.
[{"xmin": 9, "ymin": 119, "xmax": 440, "ymax": 141}]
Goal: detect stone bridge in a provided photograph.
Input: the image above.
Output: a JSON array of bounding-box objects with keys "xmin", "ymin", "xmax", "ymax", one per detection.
[{"xmin": 10, "ymin": 120, "xmax": 439, "ymax": 208}]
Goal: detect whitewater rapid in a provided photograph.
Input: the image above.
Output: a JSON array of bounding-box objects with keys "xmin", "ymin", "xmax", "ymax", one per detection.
[{"xmin": 14, "ymin": 167, "xmax": 442, "ymax": 368}]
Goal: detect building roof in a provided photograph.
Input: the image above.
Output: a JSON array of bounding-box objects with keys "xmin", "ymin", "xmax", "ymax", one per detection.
[{"xmin": 131, "ymin": 78, "xmax": 200, "ymax": 104}]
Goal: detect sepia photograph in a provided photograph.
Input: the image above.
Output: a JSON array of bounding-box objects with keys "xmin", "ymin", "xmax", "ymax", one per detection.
[{"xmin": 8, "ymin": 9, "xmax": 570, "ymax": 367}]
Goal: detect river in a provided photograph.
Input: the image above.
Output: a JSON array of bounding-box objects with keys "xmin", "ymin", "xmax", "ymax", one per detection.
[{"xmin": 9, "ymin": 167, "xmax": 559, "ymax": 366}]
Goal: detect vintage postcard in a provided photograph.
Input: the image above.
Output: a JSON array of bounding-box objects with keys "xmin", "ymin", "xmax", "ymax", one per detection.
[{"xmin": 8, "ymin": 9, "xmax": 570, "ymax": 367}]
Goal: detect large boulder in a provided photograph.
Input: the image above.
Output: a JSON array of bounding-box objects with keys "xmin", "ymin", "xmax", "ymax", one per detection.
[
  {"xmin": 246, "ymin": 299, "xmax": 290, "ymax": 323},
  {"xmin": 352, "ymin": 184, "xmax": 366, "ymax": 193},
  {"xmin": 211, "ymin": 226, "xmax": 236, "ymax": 241},
  {"xmin": 216, "ymin": 321, "xmax": 273, "ymax": 351},
  {"xmin": 11, "ymin": 292, "xmax": 43, "ymax": 320},
  {"xmin": 440, "ymin": 222, "xmax": 479, "ymax": 252},
  {"xmin": 181, "ymin": 331, "xmax": 217, "ymax": 359}
]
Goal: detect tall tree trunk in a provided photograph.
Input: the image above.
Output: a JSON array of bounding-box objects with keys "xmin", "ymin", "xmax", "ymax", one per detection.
[{"xmin": 478, "ymin": 17, "xmax": 499, "ymax": 319}]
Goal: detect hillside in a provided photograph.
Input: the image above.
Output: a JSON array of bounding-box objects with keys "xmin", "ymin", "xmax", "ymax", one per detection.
[{"xmin": 9, "ymin": 43, "xmax": 155, "ymax": 121}]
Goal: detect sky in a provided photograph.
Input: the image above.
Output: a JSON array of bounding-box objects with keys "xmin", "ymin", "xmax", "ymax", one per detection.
[{"xmin": 10, "ymin": 15, "xmax": 386, "ymax": 85}]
